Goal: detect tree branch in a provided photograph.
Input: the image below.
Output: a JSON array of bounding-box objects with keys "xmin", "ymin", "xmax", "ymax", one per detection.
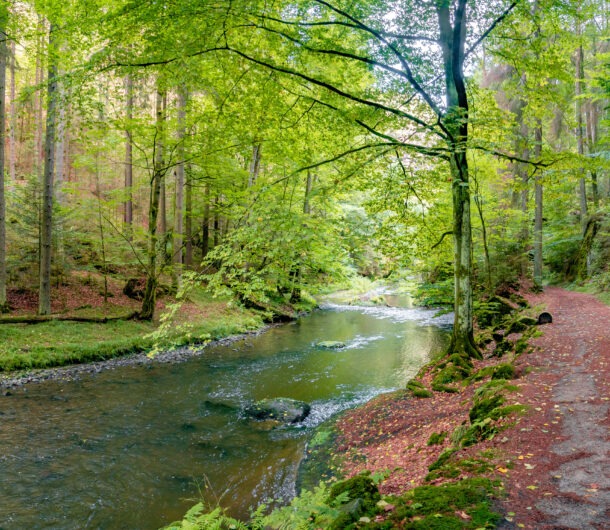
[
  {"xmin": 431, "ymin": 231, "xmax": 453, "ymax": 250},
  {"xmin": 465, "ymin": 1, "xmax": 518, "ymax": 59}
]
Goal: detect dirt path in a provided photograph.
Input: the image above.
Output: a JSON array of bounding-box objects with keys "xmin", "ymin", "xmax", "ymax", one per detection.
[{"xmin": 496, "ymin": 287, "xmax": 610, "ymax": 529}]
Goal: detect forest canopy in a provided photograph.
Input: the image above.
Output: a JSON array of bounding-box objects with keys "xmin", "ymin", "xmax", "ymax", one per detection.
[{"xmin": 0, "ymin": 0, "xmax": 609, "ymax": 355}]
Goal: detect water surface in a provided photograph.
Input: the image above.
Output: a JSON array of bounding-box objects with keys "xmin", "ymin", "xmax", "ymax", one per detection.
[{"xmin": 0, "ymin": 298, "xmax": 450, "ymax": 529}]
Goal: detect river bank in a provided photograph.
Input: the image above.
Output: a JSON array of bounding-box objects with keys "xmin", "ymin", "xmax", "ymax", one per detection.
[{"xmin": 317, "ymin": 286, "xmax": 609, "ymax": 529}]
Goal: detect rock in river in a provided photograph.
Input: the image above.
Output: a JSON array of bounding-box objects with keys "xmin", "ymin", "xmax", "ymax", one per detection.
[
  {"xmin": 244, "ymin": 397, "xmax": 311, "ymax": 424},
  {"xmin": 316, "ymin": 340, "xmax": 346, "ymax": 349}
]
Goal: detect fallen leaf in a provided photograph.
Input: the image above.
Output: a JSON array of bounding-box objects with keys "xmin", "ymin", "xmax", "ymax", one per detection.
[{"xmin": 526, "ymin": 485, "xmax": 538, "ymax": 490}]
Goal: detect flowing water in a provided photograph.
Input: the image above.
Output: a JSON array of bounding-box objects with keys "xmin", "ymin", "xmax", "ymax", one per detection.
[{"xmin": 0, "ymin": 294, "xmax": 451, "ymax": 529}]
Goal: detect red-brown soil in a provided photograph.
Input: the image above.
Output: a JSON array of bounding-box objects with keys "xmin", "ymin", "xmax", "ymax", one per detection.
[{"xmin": 333, "ymin": 287, "xmax": 609, "ymax": 529}]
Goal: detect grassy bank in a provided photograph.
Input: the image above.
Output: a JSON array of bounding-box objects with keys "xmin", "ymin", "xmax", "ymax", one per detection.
[{"xmin": 0, "ymin": 288, "xmax": 268, "ymax": 373}]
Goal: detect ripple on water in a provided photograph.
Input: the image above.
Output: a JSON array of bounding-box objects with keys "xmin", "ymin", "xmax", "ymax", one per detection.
[{"xmin": 320, "ymin": 303, "xmax": 454, "ymax": 327}]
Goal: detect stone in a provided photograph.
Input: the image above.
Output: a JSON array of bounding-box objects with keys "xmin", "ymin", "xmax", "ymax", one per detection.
[
  {"xmin": 244, "ymin": 397, "xmax": 311, "ymax": 424},
  {"xmin": 316, "ymin": 340, "xmax": 346, "ymax": 349},
  {"xmin": 537, "ymin": 312, "xmax": 553, "ymax": 325}
]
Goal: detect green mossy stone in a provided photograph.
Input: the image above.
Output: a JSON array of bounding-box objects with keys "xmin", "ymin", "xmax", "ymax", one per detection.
[{"xmin": 317, "ymin": 340, "xmax": 346, "ymax": 349}]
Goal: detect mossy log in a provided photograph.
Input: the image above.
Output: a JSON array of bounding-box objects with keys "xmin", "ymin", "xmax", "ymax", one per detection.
[{"xmin": 0, "ymin": 311, "xmax": 139, "ymax": 325}]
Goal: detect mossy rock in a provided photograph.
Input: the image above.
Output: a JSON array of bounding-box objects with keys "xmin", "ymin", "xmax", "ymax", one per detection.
[
  {"xmin": 491, "ymin": 363, "xmax": 515, "ymax": 380},
  {"xmin": 506, "ymin": 316, "xmax": 537, "ymax": 335},
  {"xmin": 317, "ymin": 340, "xmax": 346, "ymax": 349},
  {"xmin": 475, "ymin": 295, "xmax": 516, "ymax": 328},
  {"xmin": 469, "ymin": 394, "xmax": 504, "ymax": 424},
  {"xmin": 432, "ymin": 356, "xmax": 470, "ymax": 391},
  {"xmin": 244, "ymin": 397, "xmax": 311, "ymax": 424},
  {"xmin": 407, "ymin": 379, "xmax": 433, "ymax": 398},
  {"xmin": 327, "ymin": 473, "xmax": 381, "ymax": 529},
  {"xmin": 492, "ymin": 339, "xmax": 512, "ymax": 357}
]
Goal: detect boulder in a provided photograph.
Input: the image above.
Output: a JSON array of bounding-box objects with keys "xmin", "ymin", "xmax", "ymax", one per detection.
[
  {"xmin": 537, "ymin": 312, "xmax": 553, "ymax": 325},
  {"xmin": 317, "ymin": 340, "xmax": 346, "ymax": 349},
  {"xmin": 245, "ymin": 397, "xmax": 311, "ymax": 424}
]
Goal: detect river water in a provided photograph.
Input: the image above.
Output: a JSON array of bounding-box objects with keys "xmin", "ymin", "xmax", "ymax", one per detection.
[{"xmin": 0, "ymin": 294, "xmax": 450, "ymax": 529}]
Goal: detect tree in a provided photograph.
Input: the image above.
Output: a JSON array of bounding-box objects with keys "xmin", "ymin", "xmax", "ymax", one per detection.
[
  {"xmin": 0, "ymin": 2, "xmax": 8, "ymax": 310},
  {"xmin": 38, "ymin": 22, "xmax": 57, "ymax": 316}
]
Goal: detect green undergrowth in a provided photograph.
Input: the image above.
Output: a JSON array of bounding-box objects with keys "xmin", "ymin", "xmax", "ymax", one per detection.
[
  {"xmin": 163, "ymin": 473, "xmax": 502, "ymax": 530},
  {"xmin": 0, "ymin": 304, "xmax": 264, "ymax": 373}
]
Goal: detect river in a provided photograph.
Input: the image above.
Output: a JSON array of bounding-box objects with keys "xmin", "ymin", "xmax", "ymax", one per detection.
[{"xmin": 0, "ymin": 293, "xmax": 451, "ymax": 529}]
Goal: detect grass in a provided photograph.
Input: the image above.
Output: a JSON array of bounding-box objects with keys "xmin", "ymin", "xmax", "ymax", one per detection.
[{"xmin": 0, "ymin": 292, "xmax": 265, "ymax": 373}]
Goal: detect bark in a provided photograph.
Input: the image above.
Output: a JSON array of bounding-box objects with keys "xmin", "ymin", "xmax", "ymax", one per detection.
[
  {"xmin": 39, "ymin": 25, "xmax": 57, "ymax": 316},
  {"xmin": 9, "ymin": 40, "xmax": 15, "ymax": 182},
  {"xmin": 303, "ymin": 170, "xmax": 313, "ymax": 215},
  {"xmin": 585, "ymin": 100, "xmax": 599, "ymax": 208},
  {"xmin": 140, "ymin": 87, "xmax": 165, "ymax": 320},
  {"xmin": 213, "ymin": 195, "xmax": 220, "ymax": 247},
  {"xmin": 185, "ymin": 163, "xmax": 193, "ymax": 268},
  {"xmin": 248, "ymin": 143, "xmax": 262, "ymax": 187},
  {"xmin": 533, "ymin": 123, "xmax": 543, "ymax": 287},
  {"xmin": 437, "ymin": 0, "xmax": 479, "ymax": 358},
  {"xmin": 202, "ymin": 183, "xmax": 210, "ymax": 257},
  {"xmin": 0, "ymin": 12, "xmax": 7, "ymax": 308},
  {"xmin": 173, "ymin": 88, "xmax": 187, "ymax": 284},
  {"xmin": 0, "ymin": 312, "xmax": 138, "ymax": 324},
  {"xmin": 574, "ymin": 33, "xmax": 587, "ymax": 233},
  {"xmin": 124, "ymin": 75, "xmax": 134, "ymax": 236},
  {"xmin": 35, "ymin": 16, "xmax": 44, "ymax": 179},
  {"xmin": 158, "ymin": 92, "xmax": 167, "ymax": 252}
]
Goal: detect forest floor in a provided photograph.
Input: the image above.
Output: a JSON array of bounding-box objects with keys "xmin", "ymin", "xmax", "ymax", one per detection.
[
  {"xmin": 332, "ymin": 287, "xmax": 609, "ymax": 529},
  {"xmin": 0, "ymin": 271, "xmax": 266, "ymax": 375}
]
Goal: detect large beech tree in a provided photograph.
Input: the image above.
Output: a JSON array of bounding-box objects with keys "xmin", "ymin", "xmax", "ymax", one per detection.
[
  {"xmin": 214, "ymin": 0, "xmax": 521, "ymax": 357},
  {"xmin": 103, "ymin": 0, "xmax": 526, "ymax": 355}
]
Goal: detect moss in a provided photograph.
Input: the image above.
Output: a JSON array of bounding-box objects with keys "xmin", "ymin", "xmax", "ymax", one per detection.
[
  {"xmin": 381, "ymin": 478, "xmax": 502, "ymax": 529},
  {"xmin": 506, "ymin": 316, "xmax": 537, "ymax": 335},
  {"xmin": 428, "ymin": 448, "xmax": 458, "ymax": 472},
  {"xmin": 327, "ymin": 473, "xmax": 381, "ymax": 529},
  {"xmin": 469, "ymin": 395, "xmax": 504, "ymax": 424},
  {"xmin": 431, "ymin": 354, "xmax": 472, "ymax": 393},
  {"xmin": 427, "ymin": 431, "xmax": 448, "ymax": 446},
  {"xmin": 460, "ymin": 417, "xmax": 498, "ymax": 446},
  {"xmin": 407, "ymin": 379, "xmax": 433, "ymax": 398},
  {"xmin": 491, "ymin": 363, "xmax": 515, "ymax": 380}
]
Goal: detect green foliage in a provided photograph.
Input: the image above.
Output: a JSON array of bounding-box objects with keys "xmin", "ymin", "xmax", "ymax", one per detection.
[
  {"xmin": 413, "ymin": 278, "xmax": 454, "ymax": 308},
  {"xmin": 406, "ymin": 379, "xmax": 433, "ymax": 398},
  {"xmin": 431, "ymin": 354, "xmax": 473, "ymax": 393},
  {"xmin": 427, "ymin": 431, "xmax": 448, "ymax": 446},
  {"xmin": 162, "ymin": 503, "xmax": 249, "ymax": 530},
  {"xmin": 379, "ymin": 478, "xmax": 502, "ymax": 529}
]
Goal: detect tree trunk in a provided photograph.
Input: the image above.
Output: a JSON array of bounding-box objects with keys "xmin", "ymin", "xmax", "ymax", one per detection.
[
  {"xmin": 35, "ymin": 16, "xmax": 45, "ymax": 179},
  {"xmin": 157, "ymin": 91, "xmax": 167, "ymax": 259},
  {"xmin": 39, "ymin": 25, "xmax": 57, "ymax": 316},
  {"xmin": 248, "ymin": 143, "xmax": 262, "ymax": 187},
  {"xmin": 438, "ymin": 0, "xmax": 479, "ymax": 358},
  {"xmin": 185, "ymin": 163, "xmax": 193, "ymax": 268},
  {"xmin": 575, "ymin": 31, "xmax": 588, "ymax": 232},
  {"xmin": 9, "ymin": 40, "xmax": 15, "ymax": 182},
  {"xmin": 140, "ymin": 87, "xmax": 165, "ymax": 320},
  {"xmin": 202, "ymin": 183, "xmax": 210, "ymax": 258},
  {"xmin": 124, "ymin": 75, "xmax": 134, "ymax": 237},
  {"xmin": 533, "ymin": 123, "xmax": 543, "ymax": 287},
  {"xmin": 173, "ymin": 88, "xmax": 187, "ymax": 285},
  {"xmin": 0, "ymin": 8, "xmax": 7, "ymax": 309},
  {"xmin": 303, "ymin": 169, "xmax": 313, "ymax": 215}
]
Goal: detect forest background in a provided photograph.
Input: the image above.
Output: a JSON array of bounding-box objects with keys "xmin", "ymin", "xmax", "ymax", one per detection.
[{"xmin": 0, "ymin": 0, "xmax": 609, "ymax": 370}]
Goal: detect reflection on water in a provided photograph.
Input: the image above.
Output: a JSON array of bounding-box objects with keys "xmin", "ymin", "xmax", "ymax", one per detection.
[{"xmin": 0, "ymin": 301, "xmax": 449, "ymax": 529}]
